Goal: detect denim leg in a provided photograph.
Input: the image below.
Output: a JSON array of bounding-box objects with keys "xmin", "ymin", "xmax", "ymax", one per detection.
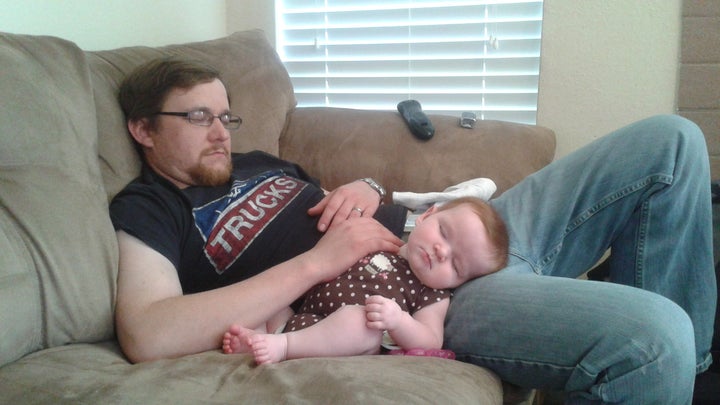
[
  {"xmin": 445, "ymin": 115, "xmax": 715, "ymax": 403},
  {"xmin": 446, "ymin": 271, "xmax": 696, "ymax": 404}
]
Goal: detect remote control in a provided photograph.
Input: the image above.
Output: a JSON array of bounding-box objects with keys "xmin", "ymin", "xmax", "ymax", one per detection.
[{"xmin": 397, "ymin": 100, "xmax": 435, "ymax": 141}]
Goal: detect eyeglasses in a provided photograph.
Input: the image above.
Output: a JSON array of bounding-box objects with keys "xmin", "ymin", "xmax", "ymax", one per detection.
[{"xmin": 155, "ymin": 108, "xmax": 242, "ymax": 130}]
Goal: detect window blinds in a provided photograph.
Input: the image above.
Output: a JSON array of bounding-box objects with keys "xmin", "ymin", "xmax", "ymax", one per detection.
[{"xmin": 275, "ymin": 0, "xmax": 544, "ymax": 124}]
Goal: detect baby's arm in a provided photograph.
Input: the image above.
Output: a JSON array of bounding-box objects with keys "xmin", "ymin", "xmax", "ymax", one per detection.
[{"xmin": 364, "ymin": 295, "xmax": 449, "ymax": 350}]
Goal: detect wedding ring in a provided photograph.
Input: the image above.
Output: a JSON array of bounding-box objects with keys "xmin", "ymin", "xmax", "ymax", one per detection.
[{"xmin": 352, "ymin": 207, "xmax": 364, "ymax": 214}]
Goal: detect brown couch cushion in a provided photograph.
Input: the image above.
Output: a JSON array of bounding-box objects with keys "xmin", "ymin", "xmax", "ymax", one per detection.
[
  {"xmin": 281, "ymin": 108, "xmax": 556, "ymax": 198},
  {"xmin": 0, "ymin": 32, "xmax": 117, "ymax": 367},
  {"xmin": 88, "ymin": 30, "xmax": 297, "ymax": 200}
]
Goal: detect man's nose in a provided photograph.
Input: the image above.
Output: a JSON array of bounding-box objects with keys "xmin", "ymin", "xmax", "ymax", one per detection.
[{"xmin": 208, "ymin": 119, "xmax": 230, "ymax": 141}]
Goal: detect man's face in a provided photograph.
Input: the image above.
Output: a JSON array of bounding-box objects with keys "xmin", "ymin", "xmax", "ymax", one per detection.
[{"xmin": 142, "ymin": 79, "xmax": 233, "ymax": 189}]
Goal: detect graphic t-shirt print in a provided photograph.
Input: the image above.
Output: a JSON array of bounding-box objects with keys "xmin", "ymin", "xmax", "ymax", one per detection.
[{"xmin": 192, "ymin": 170, "xmax": 307, "ymax": 273}]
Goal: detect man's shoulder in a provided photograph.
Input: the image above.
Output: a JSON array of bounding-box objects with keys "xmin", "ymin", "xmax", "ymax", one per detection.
[
  {"xmin": 230, "ymin": 151, "xmax": 306, "ymax": 180},
  {"xmin": 231, "ymin": 150, "xmax": 284, "ymax": 166},
  {"xmin": 110, "ymin": 167, "xmax": 184, "ymax": 212}
]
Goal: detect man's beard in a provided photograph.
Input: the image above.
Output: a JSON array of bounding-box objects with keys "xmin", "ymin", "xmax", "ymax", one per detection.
[{"xmin": 189, "ymin": 159, "xmax": 233, "ymax": 187}]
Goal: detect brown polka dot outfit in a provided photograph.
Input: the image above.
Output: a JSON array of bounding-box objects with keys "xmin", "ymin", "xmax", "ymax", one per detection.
[{"xmin": 285, "ymin": 251, "xmax": 450, "ymax": 332}]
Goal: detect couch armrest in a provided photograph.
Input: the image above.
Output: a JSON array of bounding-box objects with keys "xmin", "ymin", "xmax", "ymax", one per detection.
[{"xmin": 280, "ymin": 107, "xmax": 555, "ymax": 200}]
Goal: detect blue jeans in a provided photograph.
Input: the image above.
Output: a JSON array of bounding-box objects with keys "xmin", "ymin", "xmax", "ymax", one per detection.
[{"xmin": 445, "ymin": 115, "xmax": 716, "ymax": 404}]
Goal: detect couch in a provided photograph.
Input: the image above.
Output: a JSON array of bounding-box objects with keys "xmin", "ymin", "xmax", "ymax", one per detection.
[{"xmin": 0, "ymin": 30, "xmax": 555, "ymax": 404}]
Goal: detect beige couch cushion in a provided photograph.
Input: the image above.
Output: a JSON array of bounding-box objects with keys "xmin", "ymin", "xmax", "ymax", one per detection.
[
  {"xmin": 0, "ymin": 342, "xmax": 502, "ymax": 404},
  {"xmin": 0, "ymin": 33, "xmax": 117, "ymax": 367},
  {"xmin": 88, "ymin": 30, "xmax": 297, "ymax": 200}
]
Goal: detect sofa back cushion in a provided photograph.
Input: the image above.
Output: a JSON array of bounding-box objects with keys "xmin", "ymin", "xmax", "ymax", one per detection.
[
  {"xmin": 88, "ymin": 30, "xmax": 296, "ymax": 200},
  {"xmin": 0, "ymin": 33, "xmax": 117, "ymax": 366},
  {"xmin": 281, "ymin": 108, "xmax": 556, "ymax": 197}
]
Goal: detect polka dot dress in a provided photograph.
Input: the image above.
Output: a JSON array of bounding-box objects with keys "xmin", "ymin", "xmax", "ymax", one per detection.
[{"xmin": 285, "ymin": 252, "xmax": 449, "ymax": 332}]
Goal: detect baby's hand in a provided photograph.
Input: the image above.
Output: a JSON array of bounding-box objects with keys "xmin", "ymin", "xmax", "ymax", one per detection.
[{"xmin": 365, "ymin": 295, "xmax": 404, "ymax": 331}]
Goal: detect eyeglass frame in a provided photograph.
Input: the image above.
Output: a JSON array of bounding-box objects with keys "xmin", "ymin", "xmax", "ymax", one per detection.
[{"xmin": 155, "ymin": 108, "xmax": 242, "ymax": 130}]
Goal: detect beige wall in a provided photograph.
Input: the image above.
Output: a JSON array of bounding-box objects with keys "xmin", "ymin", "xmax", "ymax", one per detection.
[
  {"xmin": 678, "ymin": 0, "xmax": 720, "ymax": 178},
  {"xmin": 227, "ymin": 0, "xmax": 275, "ymax": 45},
  {"xmin": 537, "ymin": 1, "xmax": 681, "ymax": 158},
  {"xmin": 2, "ymin": 0, "xmax": 682, "ymax": 159},
  {"xmin": 0, "ymin": 0, "xmax": 227, "ymax": 50},
  {"xmin": 229, "ymin": 0, "xmax": 683, "ymax": 160}
]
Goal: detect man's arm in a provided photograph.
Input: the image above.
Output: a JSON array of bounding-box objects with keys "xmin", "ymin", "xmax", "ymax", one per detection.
[{"xmin": 115, "ymin": 217, "xmax": 403, "ymax": 363}]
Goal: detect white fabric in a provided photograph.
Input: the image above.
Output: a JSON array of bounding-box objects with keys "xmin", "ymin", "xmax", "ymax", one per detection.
[{"xmin": 392, "ymin": 178, "xmax": 497, "ymax": 211}]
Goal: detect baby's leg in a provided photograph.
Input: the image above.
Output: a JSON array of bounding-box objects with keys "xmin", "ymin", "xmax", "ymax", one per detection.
[
  {"xmin": 252, "ymin": 305, "xmax": 383, "ymax": 364},
  {"xmin": 267, "ymin": 306, "xmax": 294, "ymax": 333},
  {"xmin": 222, "ymin": 306, "xmax": 294, "ymax": 354},
  {"xmin": 248, "ymin": 333, "xmax": 289, "ymax": 364},
  {"xmin": 222, "ymin": 324, "xmax": 256, "ymax": 354}
]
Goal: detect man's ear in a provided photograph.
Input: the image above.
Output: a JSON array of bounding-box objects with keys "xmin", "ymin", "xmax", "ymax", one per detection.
[{"xmin": 127, "ymin": 119, "xmax": 154, "ymax": 148}]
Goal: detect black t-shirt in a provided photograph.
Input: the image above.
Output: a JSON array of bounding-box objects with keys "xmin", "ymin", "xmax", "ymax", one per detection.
[{"xmin": 110, "ymin": 151, "xmax": 407, "ymax": 294}]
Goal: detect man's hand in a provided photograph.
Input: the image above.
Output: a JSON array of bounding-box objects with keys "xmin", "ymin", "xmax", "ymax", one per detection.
[
  {"xmin": 307, "ymin": 180, "xmax": 382, "ymax": 232},
  {"xmin": 304, "ymin": 217, "xmax": 403, "ymax": 282},
  {"xmin": 365, "ymin": 295, "xmax": 405, "ymax": 331}
]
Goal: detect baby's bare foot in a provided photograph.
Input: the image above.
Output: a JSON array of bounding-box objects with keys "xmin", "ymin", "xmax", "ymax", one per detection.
[
  {"xmin": 249, "ymin": 333, "xmax": 288, "ymax": 364},
  {"xmin": 222, "ymin": 324, "xmax": 255, "ymax": 354}
]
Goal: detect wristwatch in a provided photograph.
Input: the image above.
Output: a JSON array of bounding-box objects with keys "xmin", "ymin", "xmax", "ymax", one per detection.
[{"xmin": 359, "ymin": 177, "xmax": 386, "ymax": 202}]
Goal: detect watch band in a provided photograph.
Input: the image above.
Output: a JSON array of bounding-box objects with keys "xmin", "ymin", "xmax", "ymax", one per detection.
[{"xmin": 359, "ymin": 177, "xmax": 386, "ymax": 202}]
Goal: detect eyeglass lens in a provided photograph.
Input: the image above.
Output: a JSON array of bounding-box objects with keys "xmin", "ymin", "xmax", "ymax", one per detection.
[{"xmin": 188, "ymin": 109, "xmax": 241, "ymax": 129}]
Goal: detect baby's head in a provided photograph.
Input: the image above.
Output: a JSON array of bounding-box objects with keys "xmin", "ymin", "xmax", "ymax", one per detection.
[{"xmin": 399, "ymin": 197, "xmax": 508, "ymax": 290}]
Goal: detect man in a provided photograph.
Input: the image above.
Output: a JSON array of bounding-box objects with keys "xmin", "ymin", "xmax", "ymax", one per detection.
[
  {"xmin": 111, "ymin": 58, "xmax": 405, "ymax": 362},
  {"xmin": 112, "ymin": 57, "xmax": 717, "ymax": 404}
]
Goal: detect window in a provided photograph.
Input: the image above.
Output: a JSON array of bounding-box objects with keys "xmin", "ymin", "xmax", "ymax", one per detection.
[{"xmin": 275, "ymin": 0, "xmax": 544, "ymax": 124}]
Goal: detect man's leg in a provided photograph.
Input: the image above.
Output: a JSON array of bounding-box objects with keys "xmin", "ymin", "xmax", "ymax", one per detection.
[
  {"xmin": 498, "ymin": 114, "xmax": 713, "ymax": 370},
  {"xmin": 446, "ymin": 271, "xmax": 696, "ymax": 404},
  {"xmin": 446, "ymin": 115, "xmax": 714, "ymax": 402}
]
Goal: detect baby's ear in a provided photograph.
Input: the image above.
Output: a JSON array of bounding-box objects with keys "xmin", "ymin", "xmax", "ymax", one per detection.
[{"xmin": 416, "ymin": 204, "xmax": 439, "ymax": 223}]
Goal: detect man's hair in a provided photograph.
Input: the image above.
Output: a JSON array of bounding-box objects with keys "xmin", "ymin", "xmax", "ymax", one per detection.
[
  {"xmin": 117, "ymin": 57, "xmax": 224, "ymax": 141},
  {"xmin": 437, "ymin": 196, "xmax": 509, "ymax": 273}
]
